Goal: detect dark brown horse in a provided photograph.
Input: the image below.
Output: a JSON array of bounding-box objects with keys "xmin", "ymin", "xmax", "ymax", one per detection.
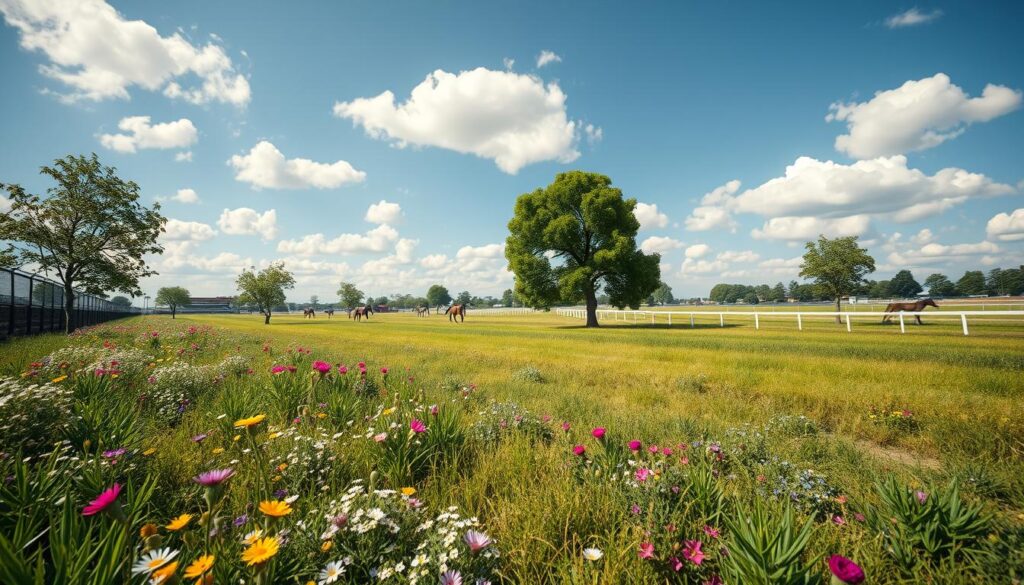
[
  {"xmin": 445, "ymin": 303, "xmax": 467, "ymax": 323},
  {"xmin": 324, "ymin": 308, "xmax": 335, "ymax": 319},
  {"xmin": 416, "ymin": 306, "xmax": 429, "ymax": 317},
  {"xmin": 303, "ymin": 307, "xmax": 316, "ymax": 319},
  {"xmin": 352, "ymin": 305, "xmax": 374, "ymax": 321},
  {"xmin": 882, "ymin": 298, "xmax": 938, "ymax": 325}
]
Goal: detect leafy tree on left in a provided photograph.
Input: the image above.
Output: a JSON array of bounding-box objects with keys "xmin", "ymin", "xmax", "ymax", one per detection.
[
  {"xmin": 0, "ymin": 154, "xmax": 165, "ymax": 333},
  {"xmin": 155, "ymin": 286, "xmax": 191, "ymax": 319}
]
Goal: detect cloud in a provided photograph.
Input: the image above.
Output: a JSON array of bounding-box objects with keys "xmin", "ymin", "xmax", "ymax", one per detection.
[
  {"xmin": 364, "ymin": 200, "xmax": 402, "ymax": 225},
  {"xmin": 0, "ymin": 196, "xmax": 11, "ymax": 212},
  {"xmin": 333, "ymin": 67, "xmax": 584, "ymax": 174},
  {"xmin": 171, "ymin": 188, "xmax": 199, "ymax": 204},
  {"xmin": 0, "ymin": 0, "xmax": 249, "ymax": 105},
  {"xmin": 419, "ymin": 254, "xmax": 448, "ymax": 269},
  {"xmin": 276, "ymin": 224, "xmax": 399, "ymax": 256},
  {"xmin": 717, "ymin": 250, "xmax": 760, "ymax": 263},
  {"xmin": 640, "ymin": 236, "xmax": 684, "ymax": 254},
  {"xmin": 987, "ymin": 208, "xmax": 1024, "ymax": 242},
  {"xmin": 217, "ymin": 208, "xmax": 278, "ymax": 240},
  {"xmin": 456, "ymin": 243, "xmax": 505, "ymax": 259},
  {"xmin": 680, "ymin": 258, "xmax": 726, "ymax": 274},
  {"xmin": 98, "ymin": 116, "xmax": 197, "ymax": 153},
  {"xmin": 911, "ymin": 228, "xmax": 936, "ymax": 245},
  {"xmin": 156, "ymin": 241, "xmax": 251, "ymax": 273},
  {"xmin": 162, "ymin": 219, "xmax": 216, "ymax": 241},
  {"xmin": 685, "ymin": 244, "xmax": 710, "ymax": 259},
  {"xmin": 360, "ymin": 238, "xmax": 419, "ymax": 275},
  {"xmin": 685, "ymin": 180, "xmax": 741, "ymax": 232},
  {"xmin": 884, "ymin": 8, "xmax": 943, "ymax": 28},
  {"xmin": 752, "ymin": 215, "xmax": 872, "ymax": 241},
  {"xmin": 174, "ymin": 151, "xmax": 193, "ymax": 163},
  {"xmin": 827, "ymin": 74, "xmax": 1022, "ymax": 158},
  {"xmin": 888, "ymin": 239, "xmax": 1000, "ymax": 266},
  {"xmin": 229, "ymin": 141, "xmax": 366, "ymax": 190},
  {"xmin": 536, "ymin": 50, "xmax": 562, "ymax": 68},
  {"xmin": 503, "ymin": 57, "xmax": 515, "ymax": 70},
  {"xmin": 584, "ymin": 124, "xmax": 603, "ymax": 145},
  {"xmin": 634, "ymin": 202, "xmax": 669, "ymax": 230}
]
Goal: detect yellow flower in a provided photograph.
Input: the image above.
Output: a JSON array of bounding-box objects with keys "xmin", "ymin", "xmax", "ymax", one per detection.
[
  {"xmin": 241, "ymin": 536, "xmax": 279, "ymax": 565},
  {"xmin": 51, "ymin": 375, "xmax": 68, "ymax": 383},
  {"xmin": 277, "ymin": 463, "xmax": 288, "ymax": 471},
  {"xmin": 401, "ymin": 487, "xmax": 417, "ymax": 496},
  {"xmin": 234, "ymin": 414, "xmax": 266, "ymax": 429},
  {"xmin": 211, "ymin": 447, "xmax": 225, "ymax": 454},
  {"xmin": 143, "ymin": 448, "xmax": 157, "ymax": 456},
  {"xmin": 382, "ymin": 407, "xmax": 396, "ymax": 416},
  {"xmin": 272, "ymin": 475, "xmax": 282, "ymax": 482},
  {"xmin": 268, "ymin": 431, "xmax": 282, "ymax": 440},
  {"xmin": 151, "ymin": 560, "xmax": 179, "ymax": 582},
  {"xmin": 232, "ymin": 434, "xmax": 241, "ymax": 442},
  {"xmin": 110, "ymin": 373, "xmax": 119, "ymax": 379},
  {"xmin": 259, "ymin": 500, "xmax": 292, "ymax": 517},
  {"xmin": 183, "ymin": 554, "xmax": 214, "ymax": 579},
  {"xmin": 320, "ymin": 541, "xmax": 332, "ymax": 552},
  {"xmin": 140, "ymin": 523, "xmax": 159, "ymax": 538},
  {"xmin": 166, "ymin": 514, "xmax": 193, "ymax": 531},
  {"xmin": 316, "ymin": 412, "xmax": 327, "ymax": 419}
]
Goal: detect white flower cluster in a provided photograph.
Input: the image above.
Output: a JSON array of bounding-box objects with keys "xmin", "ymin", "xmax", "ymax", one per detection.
[{"xmin": 0, "ymin": 377, "xmax": 74, "ymax": 456}]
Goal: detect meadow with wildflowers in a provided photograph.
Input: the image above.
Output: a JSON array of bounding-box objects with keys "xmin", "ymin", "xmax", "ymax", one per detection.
[{"xmin": 0, "ymin": 311, "xmax": 1022, "ymax": 584}]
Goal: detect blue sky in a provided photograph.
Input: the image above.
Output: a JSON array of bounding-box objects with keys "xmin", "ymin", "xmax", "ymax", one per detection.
[{"xmin": 1, "ymin": 0, "xmax": 1022, "ymax": 301}]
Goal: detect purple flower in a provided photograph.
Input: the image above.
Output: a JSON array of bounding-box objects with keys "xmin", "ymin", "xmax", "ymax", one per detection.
[
  {"xmin": 915, "ymin": 490, "xmax": 928, "ymax": 504},
  {"xmin": 102, "ymin": 448, "xmax": 126, "ymax": 459},
  {"xmin": 440, "ymin": 571, "xmax": 462, "ymax": 585},
  {"xmin": 273, "ymin": 488, "xmax": 288, "ymax": 499},
  {"xmin": 827, "ymin": 555, "xmax": 865, "ymax": 584},
  {"xmin": 191, "ymin": 433, "xmax": 208, "ymax": 443},
  {"xmin": 233, "ymin": 514, "xmax": 248, "ymax": 527},
  {"xmin": 193, "ymin": 468, "xmax": 235, "ymax": 487},
  {"xmin": 464, "ymin": 529, "xmax": 492, "ymax": 553}
]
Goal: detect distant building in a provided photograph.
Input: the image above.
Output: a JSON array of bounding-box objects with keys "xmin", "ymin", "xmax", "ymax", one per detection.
[{"xmin": 156, "ymin": 296, "xmax": 237, "ymax": 314}]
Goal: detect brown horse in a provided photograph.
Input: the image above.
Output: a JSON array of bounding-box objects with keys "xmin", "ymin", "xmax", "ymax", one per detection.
[
  {"xmin": 882, "ymin": 298, "xmax": 938, "ymax": 325},
  {"xmin": 324, "ymin": 308, "xmax": 335, "ymax": 319},
  {"xmin": 303, "ymin": 307, "xmax": 316, "ymax": 319},
  {"xmin": 445, "ymin": 304, "xmax": 467, "ymax": 323},
  {"xmin": 352, "ymin": 305, "xmax": 374, "ymax": 322},
  {"xmin": 416, "ymin": 306, "xmax": 429, "ymax": 317}
]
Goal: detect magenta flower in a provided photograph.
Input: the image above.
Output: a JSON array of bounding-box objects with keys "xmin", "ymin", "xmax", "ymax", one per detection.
[
  {"xmin": 592, "ymin": 427, "xmax": 606, "ymax": 440},
  {"xmin": 338, "ymin": 365, "xmax": 348, "ymax": 374},
  {"xmin": 662, "ymin": 447, "xmax": 673, "ymax": 456},
  {"xmin": 628, "ymin": 440, "xmax": 642, "ymax": 451},
  {"xmin": 668, "ymin": 556, "xmax": 682, "ymax": 572},
  {"xmin": 193, "ymin": 468, "xmax": 235, "ymax": 487},
  {"xmin": 440, "ymin": 570, "xmax": 463, "ymax": 585},
  {"xmin": 648, "ymin": 444, "xmax": 659, "ymax": 453},
  {"xmin": 827, "ymin": 555, "xmax": 865, "ymax": 584},
  {"xmin": 635, "ymin": 468, "xmax": 651, "ymax": 482},
  {"xmin": 561, "ymin": 421, "xmax": 570, "ymax": 432},
  {"xmin": 702, "ymin": 525, "xmax": 720, "ymax": 539},
  {"xmin": 312, "ymin": 360, "xmax": 331, "ymax": 374},
  {"xmin": 102, "ymin": 448, "xmax": 126, "ymax": 458},
  {"xmin": 410, "ymin": 419, "xmax": 427, "ymax": 434},
  {"xmin": 915, "ymin": 490, "xmax": 928, "ymax": 504},
  {"xmin": 271, "ymin": 365, "xmax": 287, "ymax": 374},
  {"xmin": 464, "ymin": 529, "xmax": 492, "ymax": 553},
  {"xmin": 703, "ymin": 576, "xmax": 723, "ymax": 585},
  {"xmin": 833, "ymin": 515, "xmax": 846, "ymax": 526},
  {"xmin": 380, "ymin": 367, "xmax": 389, "ymax": 375},
  {"xmin": 191, "ymin": 433, "xmax": 208, "ymax": 443},
  {"xmin": 683, "ymin": 540, "xmax": 704, "ymax": 565},
  {"xmin": 82, "ymin": 483, "xmax": 121, "ymax": 516},
  {"xmin": 356, "ymin": 361, "xmax": 366, "ymax": 369},
  {"xmin": 572, "ymin": 445, "xmax": 586, "ymax": 457},
  {"xmin": 638, "ymin": 541, "xmax": 655, "ymax": 559}
]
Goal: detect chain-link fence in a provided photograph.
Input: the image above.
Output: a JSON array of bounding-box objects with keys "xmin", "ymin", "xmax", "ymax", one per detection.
[{"xmin": 0, "ymin": 268, "xmax": 140, "ymax": 340}]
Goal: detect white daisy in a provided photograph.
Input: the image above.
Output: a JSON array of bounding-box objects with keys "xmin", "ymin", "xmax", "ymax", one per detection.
[
  {"xmin": 318, "ymin": 560, "xmax": 345, "ymax": 584},
  {"xmin": 131, "ymin": 548, "xmax": 179, "ymax": 575},
  {"xmin": 582, "ymin": 547, "xmax": 604, "ymax": 561}
]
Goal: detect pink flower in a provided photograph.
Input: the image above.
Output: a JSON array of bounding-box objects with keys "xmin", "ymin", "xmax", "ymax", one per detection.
[
  {"xmin": 703, "ymin": 576, "xmax": 723, "ymax": 585},
  {"xmin": 638, "ymin": 542, "xmax": 655, "ymax": 559},
  {"xmin": 648, "ymin": 445, "xmax": 659, "ymax": 453},
  {"xmin": 854, "ymin": 513, "xmax": 866, "ymax": 522},
  {"xmin": 440, "ymin": 570, "xmax": 462, "ymax": 585},
  {"xmin": 832, "ymin": 515, "xmax": 846, "ymax": 526},
  {"xmin": 591, "ymin": 427, "xmax": 606, "ymax": 440},
  {"xmin": 82, "ymin": 483, "xmax": 121, "ymax": 516},
  {"xmin": 312, "ymin": 360, "xmax": 332, "ymax": 374},
  {"xmin": 572, "ymin": 445, "xmax": 586, "ymax": 457},
  {"xmin": 827, "ymin": 555, "xmax": 865, "ymax": 584},
  {"xmin": 668, "ymin": 557, "xmax": 682, "ymax": 572},
  {"xmin": 463, "ymin": 530, "xmax": 492, "ymax": 553},
  {"xmin": 661, "ymin": 447, "xmax": 673, "ymax": 456},
  {"xmin": 380, "ymin": 367, "xmax": 389, "ymax": 375},
  {"xmin": 683, "ymin": 540, "xmax": 704, "ymax": 565},
  {"xmin": 373, "ymin": 432, "xmax": 388, "ymax": 442},
  {"xmin": 561, "ymin": 422, "xmax": 570, "ymax": 432},
  {"xmin": 338, "ymin": 365, "xmax": 348, "ymax": 374},
  {"xmin": 630, "ymin": 504, "xmax": 641, "ymax": 515},
  {"xmin": 357, "ymin": 361, "xmax": 366, "ymax": 369},
  {"xmin": 541, "ymin": 414, "xmax": 552, "ymax": 423},
  {"xmin": 194, "ymin": 468, "xmax": 235, "ymax": 486},
  {"xmin": 410, "ymin": 419, "xmax": 427, "ymax": 434},
  {"xmin": 635, "ymin": 468, "xmax": 651, "ymax": 482},
  {"xmin": 429, "ymin": 404, "xmax": 439, "ymax": 416},
  {"xmin": 915, "ymin": 490, "xmax": 928, "ymax": 504},
  {"xmin": 702, "ymin": 525, "xmax": 720, "ymax": 539},
  {"xmin": 628, "ymin": 440, "xmax": 642, "ymax": 451},
  {"xmin": 680, "ymin": 456, "xmax": 690, "ymax": 465}
]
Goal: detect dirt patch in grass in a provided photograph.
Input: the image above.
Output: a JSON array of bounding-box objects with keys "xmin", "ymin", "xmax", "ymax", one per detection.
[{"xmin": 855, "ymin": 439, "xmax": 942, "ymax": 471}]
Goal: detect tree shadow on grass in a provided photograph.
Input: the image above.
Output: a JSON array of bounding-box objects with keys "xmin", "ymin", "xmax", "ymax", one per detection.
[{"xmin": 553, "ymin": 323, "xmax": 745, "ymax": 330}]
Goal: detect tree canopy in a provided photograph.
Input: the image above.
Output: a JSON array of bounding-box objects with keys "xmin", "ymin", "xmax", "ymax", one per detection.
[
  {"xmin": 426, "ymin": 284, "xmax": 452, "ymax": 307},
  {"xmin": 337, "ymin": 282, "xmax": 364, "ymax": 308},
  {"xmin": 505, "ymin": 171, "xmax": 660, "ymax": 327},
  {"xmin": 110, "ymin": 295, "xmax": 132, "ymax": 308},
  {"xmin": 155, "ymin": 286, "xmax": 191, "ymax": 319},
  {"xmin": 956, "ymin": 271, "xmax": 986, "ymax": 296},
  {"xmin": 237, "ymin": 262, "xmax": 295, "ymax": 324},
  {"xmin": 888, "ymin": 269, "xmax": 922, "ymax": 298},
  {"xmin": 799, "ymin": 235, "xmax": 875, "ymax": 322},
  {"xmin": 923, "ymin": 273, "xmax": 956, "ymax": 297},
  {"xmin": 652, "ymin": 281, "xmax": 674, "ymax": 305},
  {"xmin": 0, "ymin": 153, "xmax": 165, "ymax": 332}
]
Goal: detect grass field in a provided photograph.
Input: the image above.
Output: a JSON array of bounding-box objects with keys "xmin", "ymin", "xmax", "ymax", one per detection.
[{"xmin": 1, "ymin": 311, "xmax": 1023, "ymax": 583}]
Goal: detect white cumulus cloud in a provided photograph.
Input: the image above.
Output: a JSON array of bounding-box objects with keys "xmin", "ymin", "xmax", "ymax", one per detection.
[
  {"xmin": 634, "ymin": 202, "xmax": 669, "ymax": 231},
  {"xmin": 276, "ymin": 224, "xmax": 399, "ymax": 256},
  {"xmin": 752, "ymin": 215, "xmax": 872, "ymax": 241},
  {"xmin": 162, "ymin": 219, "xmax": 216, "ymax": 241},
  {"xmin": 333, "ymin": 67, "xmax": 584, "ymax": 174},
  {"xmin": 641, "ymin": 236, "xmax": 684, "ymax": 254},
  {"xmin": 229, "ymin": 141, "xmax": 366, "ymax": 190},
  {"xmin": 364, "ymin": 200, "xmax": 402, "ymax": 225},
  {"xmin": 536, "ymin": 50, "xmax": 562, "ymax": 68},
  {"xmin": 884, "ymin": 8, "xmax": 943, "ymax": 28},
  {"xmin": 827, "ymin": 74, "xmax": 1022, "ymax": 158},
  {"xmin": 685, "ymin": 180, "xmax": 741, "ymax": 232},
  {"xmin": 98, "ymin": 116, "xmax": 197, "ymax": 153},
  {"xmin": 685, "ymin": 244, "xmax": 710, "ymax": 259},
  {"xmin": 171, "ymin": 188, "xmax": 199, "ymax": 204},
  {"xmin": 0, "ymin": 0, "xmax": 250, "ymax": 105},
  {"xmin": 217, "ymin": 208, "xmax": 278, "ymax": 240},
  {"xmin": 987, "ymin": 209, "xmax": 1024, "ymax": 242}
]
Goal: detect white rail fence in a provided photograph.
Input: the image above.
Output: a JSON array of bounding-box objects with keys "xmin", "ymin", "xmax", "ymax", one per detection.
[
  {"xmin": 468, "ymin": 307, "xmax": 538, "ymax": 316},
  {"xmin": 555, "ymin": 308, "xmax": 1024, "ymax": 336}
]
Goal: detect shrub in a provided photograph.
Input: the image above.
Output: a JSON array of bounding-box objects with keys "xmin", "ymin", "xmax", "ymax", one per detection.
[
  {"xmin": 145, "ymin": 361, "xmax": 215, "ymax": 422},
  {"xmin": 472, "ymin": 401, "xmax": 553, "ymax": 446},
  {"xmin": 720, "ymin": 500, "xmax": 820, "ymax": 585},
  {"xmin": 0, "ymin": 377, "xmax": 74, "ymax": 457},
  {"xmin": 511, "ymin": 365, "xmax": 544, "ymax": 383},
  {"xmin": 87, "ymin": 347, "xmax": 152, "ymax": 381}
]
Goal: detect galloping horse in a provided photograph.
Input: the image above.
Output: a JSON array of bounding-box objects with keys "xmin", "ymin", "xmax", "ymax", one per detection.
[
  {"xmin": 352, "ymin": 305, "xmax": 374, "ymax": 322},
  {"xmin": 882, "ymin": 298, "xmax": 938, "ymax": 325},
  {"xmin": 416, "ymin": 306, "xmax": 430, "ymax": 317},
  {"xmin": 445, "ymin": 304, "xmax": 467, "ymax": 323},
  {"xmin": 324, "ymin": 308, "xmax": 335, "ymax": 319},
  {"xmin": 303, "ymin": 307, "xmax": 316, "ymax": 319}
]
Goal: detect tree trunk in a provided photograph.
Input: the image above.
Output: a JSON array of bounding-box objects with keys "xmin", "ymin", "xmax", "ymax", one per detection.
[
  {"xmin": 63, "ymin": 285, "xmax": 75, "ymax": 335},
  {"xmin": 835, "ymin": 296, "xmax": 842, "ymax": 324},
  {"xmin": 264, "ymin": 311, "xmax": 271, "ymax": 325},
  {"xmin": 585, "ymin": 286, "xmax": 599, "ymax": 328},
  {"xmin": 171, "ymin": 306, "xmax": 176, "ymax": 319}
]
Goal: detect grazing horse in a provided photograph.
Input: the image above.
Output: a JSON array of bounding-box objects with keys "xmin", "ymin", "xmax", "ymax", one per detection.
[
  {"xmin": 352, "ymin": 305, "xmax": 374, "ymax": 322},
  {"xmin": 324, "ymin": 308, "xmax": 335, "ymax": 319},
  {"xmin": 445, "ymin": 304, "xmax": 467, "ymax": 323},
  {"xmin": 416, "ymin": 306, "xmax": 429, "ymax": 317},
  {"xmin": 303, "ymin": 307, "xmax": 316, "ymax": 319},
  {"xmin": 882, "ymin": 298, "xmax": 938, "ymax": 325}
]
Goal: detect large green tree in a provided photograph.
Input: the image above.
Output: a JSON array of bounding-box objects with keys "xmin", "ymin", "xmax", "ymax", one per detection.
[
  {"xmin": 888, "ymin": 269, "xmax": 923, "ymax": 298},
  {"xmin": 955, "ymin": 270, "xmax": 986, "ymax": 297},
  {"xmin": 155, "ymin": 286, "xmax": 191, "ymax": 319},
  {"xmin": 110, "ymin": 295, "xmax": 133, "ymax": 308},
  {"xmin": 652, "ymin": 281, "xmax": 674, "ymax": 305},
  {"xmin": 799, "ymin": 235, "xmax": 876, "ymax": 323},
  {"xmin": 337, "ymin": 282, "xmax": 364, "ymax": 308},
  {"xmin": 0, "ymin": 154, "xmax": 165, "ymax": 333},
  {"xmin": 426, "ymin": 284, "xmax": 452, "ymax": 308},
  {"xmin": 924, "ymin": 273, "xmax": 956, "ymax": 297},
  {"xmin": 237, "ymin": 262, "xmax": 295, "ymax": 325},
  {"xmin": 505, "ymin": 171, "xmax": 660, "ymax": 327}
]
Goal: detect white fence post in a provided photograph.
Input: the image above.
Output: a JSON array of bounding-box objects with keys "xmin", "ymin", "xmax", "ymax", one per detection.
[
  {"xmin": 755, "ymin": 313, "xmax": 759, "ymax": 330},
  {"xmin": 961, "ymin": 314, "xmax": 969, "ymax": 336},
  {"xmin": 797, "ymin": 313, "xmax": 802, "ymax": 331},
  {"xmin": 846, "ymin": 314, "xmax": 851, "ymax": 332},
  {"xmin": 668, "ymin": 314, "xmax": 672, "ymax": 326},
  {"xmin": 690, "ymin": 313, "xmax": 695, "ymax": 328},
  {"xmin": 899, "ymin": 312, "xmax": 905, "ymax": 334},
  {"xmin": 720, "ymin": 313, "xmax": 724, "ymax": 327},
  {"xmin": 651, "ymin": 312, "xmax": 655, "ymax": 324}
]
